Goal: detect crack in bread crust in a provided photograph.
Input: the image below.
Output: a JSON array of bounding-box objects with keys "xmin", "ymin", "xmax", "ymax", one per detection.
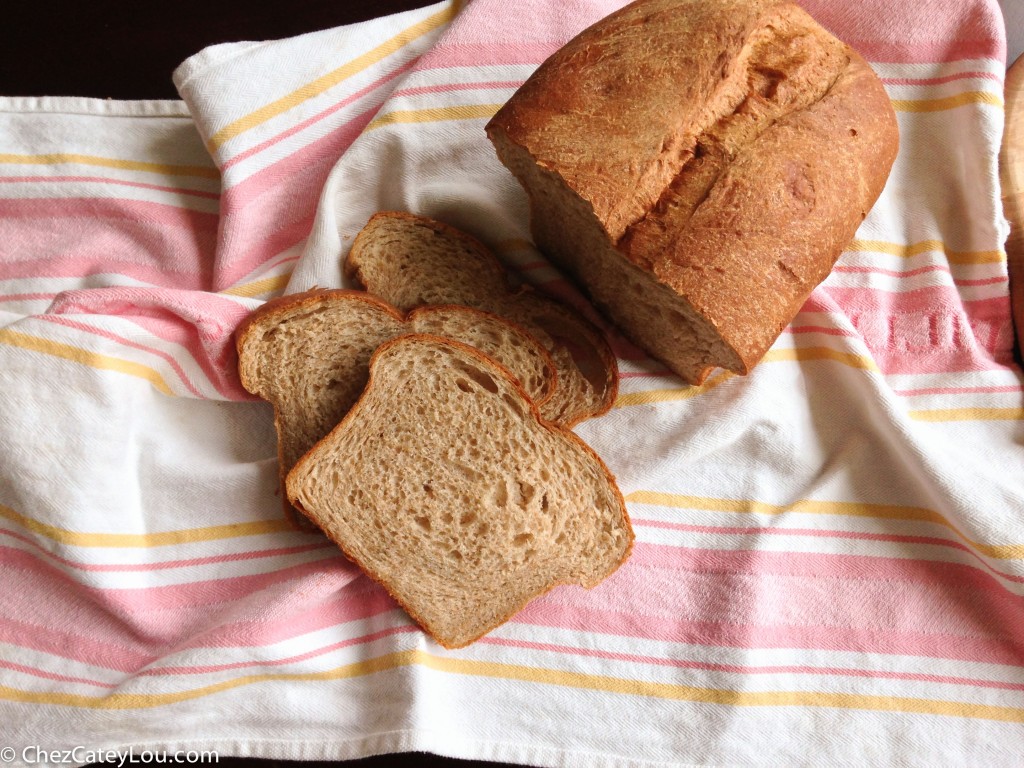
[
  {"xmin": 619, "ymin": 6, "xmax": 851, "ymax": 264},
  {"xmin": 486, "ymin": 0, "xmax": 899, "ymax": 385}
]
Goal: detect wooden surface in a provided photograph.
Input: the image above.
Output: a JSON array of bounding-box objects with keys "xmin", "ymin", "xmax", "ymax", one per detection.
[{"xmin": 1004, "ymin": 55, "xmax": 1024, "ymax": 362}]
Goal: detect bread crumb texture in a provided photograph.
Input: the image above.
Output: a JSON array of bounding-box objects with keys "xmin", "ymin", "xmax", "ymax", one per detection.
[
  {"xmin": 346, "ymin": 211, "xmax": 619, "ymax": 425},
  {"xmin": 286, "ymin": 335, "xmax": 633, "ymax": 648},
  {"xmin": 236, "ymin": 290, "xmax": 557, "ymax": 526}
]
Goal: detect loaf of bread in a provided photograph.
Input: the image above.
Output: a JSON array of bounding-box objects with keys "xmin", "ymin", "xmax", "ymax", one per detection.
[
  {"xmin": 486, "ymin": 0, "xmax": 899, "ymax": 384},
  {"xmin": 345, "ymin": 211, "xmax": 618, "ymax": 425},
  {"xmin": 286, "ymin": 334, "xmax": 634, "ymax": 648},
  {"xmin": 236, "ymin": 289, "xmax": 556, "ymax": 526}
]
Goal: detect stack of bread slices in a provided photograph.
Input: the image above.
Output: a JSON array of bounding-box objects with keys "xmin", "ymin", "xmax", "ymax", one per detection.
[{"xmin": 237, "ymin": 211, "xmax": 634, "ymax": 649}]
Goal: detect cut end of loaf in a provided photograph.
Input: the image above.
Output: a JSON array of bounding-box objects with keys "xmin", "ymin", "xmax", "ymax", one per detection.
[{"xmin": 286, "ymin": 334, "xmax": 633, "ymax": 648}]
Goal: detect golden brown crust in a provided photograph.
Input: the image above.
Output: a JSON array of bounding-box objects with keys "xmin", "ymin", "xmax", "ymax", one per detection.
[
  {"xmin": 490, "ymin": 0, "xmax": 783, "ymax": 241},
  {"xmin": 630, "ymin": 51, "xmax": 899, "ymax": 369},
  {"xmin": 486, "ymin": 0, "xmax": 900, "ymax": 383}
]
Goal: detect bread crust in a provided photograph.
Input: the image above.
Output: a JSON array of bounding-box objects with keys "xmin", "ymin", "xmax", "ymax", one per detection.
[
  {"xmin": 286, "ymin": 333, "xmax": 635, "ymax": 648},
  {"xmin": 486, "ymin": 0, "xmax": 899, "ymax": 383}
]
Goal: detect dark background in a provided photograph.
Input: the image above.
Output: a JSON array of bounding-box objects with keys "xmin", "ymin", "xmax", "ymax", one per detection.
[
  {"xmin": 0, "ymin": 1, "xmax": 443, "ymax": 99},
  {"xmin": 1, "ymin": 2, "xmax": 523, "ymax": 766}
]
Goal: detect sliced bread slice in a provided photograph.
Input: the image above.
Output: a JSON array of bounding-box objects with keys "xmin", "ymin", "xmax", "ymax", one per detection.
[
  {"xmin": 344, "ymin": 211, "xmax": 618, "ymax": 427},
  {"xmin": 286, "ymin": 334, "xmax": 634, "ymax": 648},
  {"xmin": 236, "ymin": 289, "xmax": 556, "ymax": 526}
]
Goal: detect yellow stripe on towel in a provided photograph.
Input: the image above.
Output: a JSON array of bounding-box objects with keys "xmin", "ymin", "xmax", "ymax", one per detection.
[
  {"xmin": 890, "ymin": 91, "xmax": 1003, "ymax": 112},
  {"xmin": 0, "ymin": 153, "xmax": 219, "ymax": 180},
  {"xmin": 0, "ymin": 502, "xmax": 293, "ymax": 548},
  {"xmin": 846, "ymin": 239, "xmax": 1006, "ymax": 265},
  {"xmin": 909, "ymin": 407, "xmax": 1024, "ymax": 423},
  {"xmin": 366, "ymin": 103, "xmax": 504, "ymax": 131},
  {"xmin": 0, "ymin": 328, "xmax": 174, "ymax": 396},
  {"xmin": 3, "ymin": 649, "xmax": 1024, "ymax": 722},
  {"xmin": 207, "ymin": 2, "xmax": 459, "ymax": 150}
]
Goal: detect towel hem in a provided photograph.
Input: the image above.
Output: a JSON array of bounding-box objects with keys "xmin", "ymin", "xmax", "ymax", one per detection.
[{"xmin": 0, "ymin": 96, "xmax": 191, "ymax": 117}]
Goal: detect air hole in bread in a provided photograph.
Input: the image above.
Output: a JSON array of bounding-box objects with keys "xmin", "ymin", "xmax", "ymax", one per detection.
[
  {"xmin": 513, "ymin": 532, "xmax": 534, "ymax": 547},
  {"xmin": 667, "ymin": 309, "xmax": 689, "ymax": 328},
  {"xmin": 459, "ymin": 364, "xmax": 500, "ymax": 394},
  {"xmin": 414, "ymin": 515, "xmax": 431, "ymax": 531},
  {"xmin": 460, "ymin": 511, "xmax": 477, "ymax": 526},
  {"xmin": 423, "ymin": 482, "xmax": 434, "ymax": 498},
  {"xmin": 518, "ymin": 481, "xmax": 536, "ymax": 506},
  {"xmin": 491, "ymin": 481, "xmax": 509, "ymax": 508},
  {"xmin": 550, "ymin": 332, "xmax": 607, "ymax": 397},
  {"xmin": 750, "ymin": 65, "xmax": 786, "ymax": 99},
  {"xmin": 455, "ymin": 377, "xmax": 473, "ymax": 393}
]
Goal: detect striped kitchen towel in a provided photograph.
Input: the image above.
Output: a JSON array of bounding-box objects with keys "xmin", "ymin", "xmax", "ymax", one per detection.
[{"xmin": 1, "ymin": 0, "xmax": 1022, "ymax": 765}]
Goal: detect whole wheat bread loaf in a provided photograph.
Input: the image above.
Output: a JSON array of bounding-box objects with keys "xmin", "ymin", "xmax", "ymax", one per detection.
[
  {"xmin": 486, "ymin": 0, "xmax": 899, "ymax": 385},
  {"xmin": 344, "ymin": 211, "xmax": 618, "ymax": 426},
  {"xmin": 286, "ymin": 334, "xmax": 634, "ymax": 648},
  {"xmin": 236, "ymin": 289, "xmax": 556, "ymax": 526}
]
